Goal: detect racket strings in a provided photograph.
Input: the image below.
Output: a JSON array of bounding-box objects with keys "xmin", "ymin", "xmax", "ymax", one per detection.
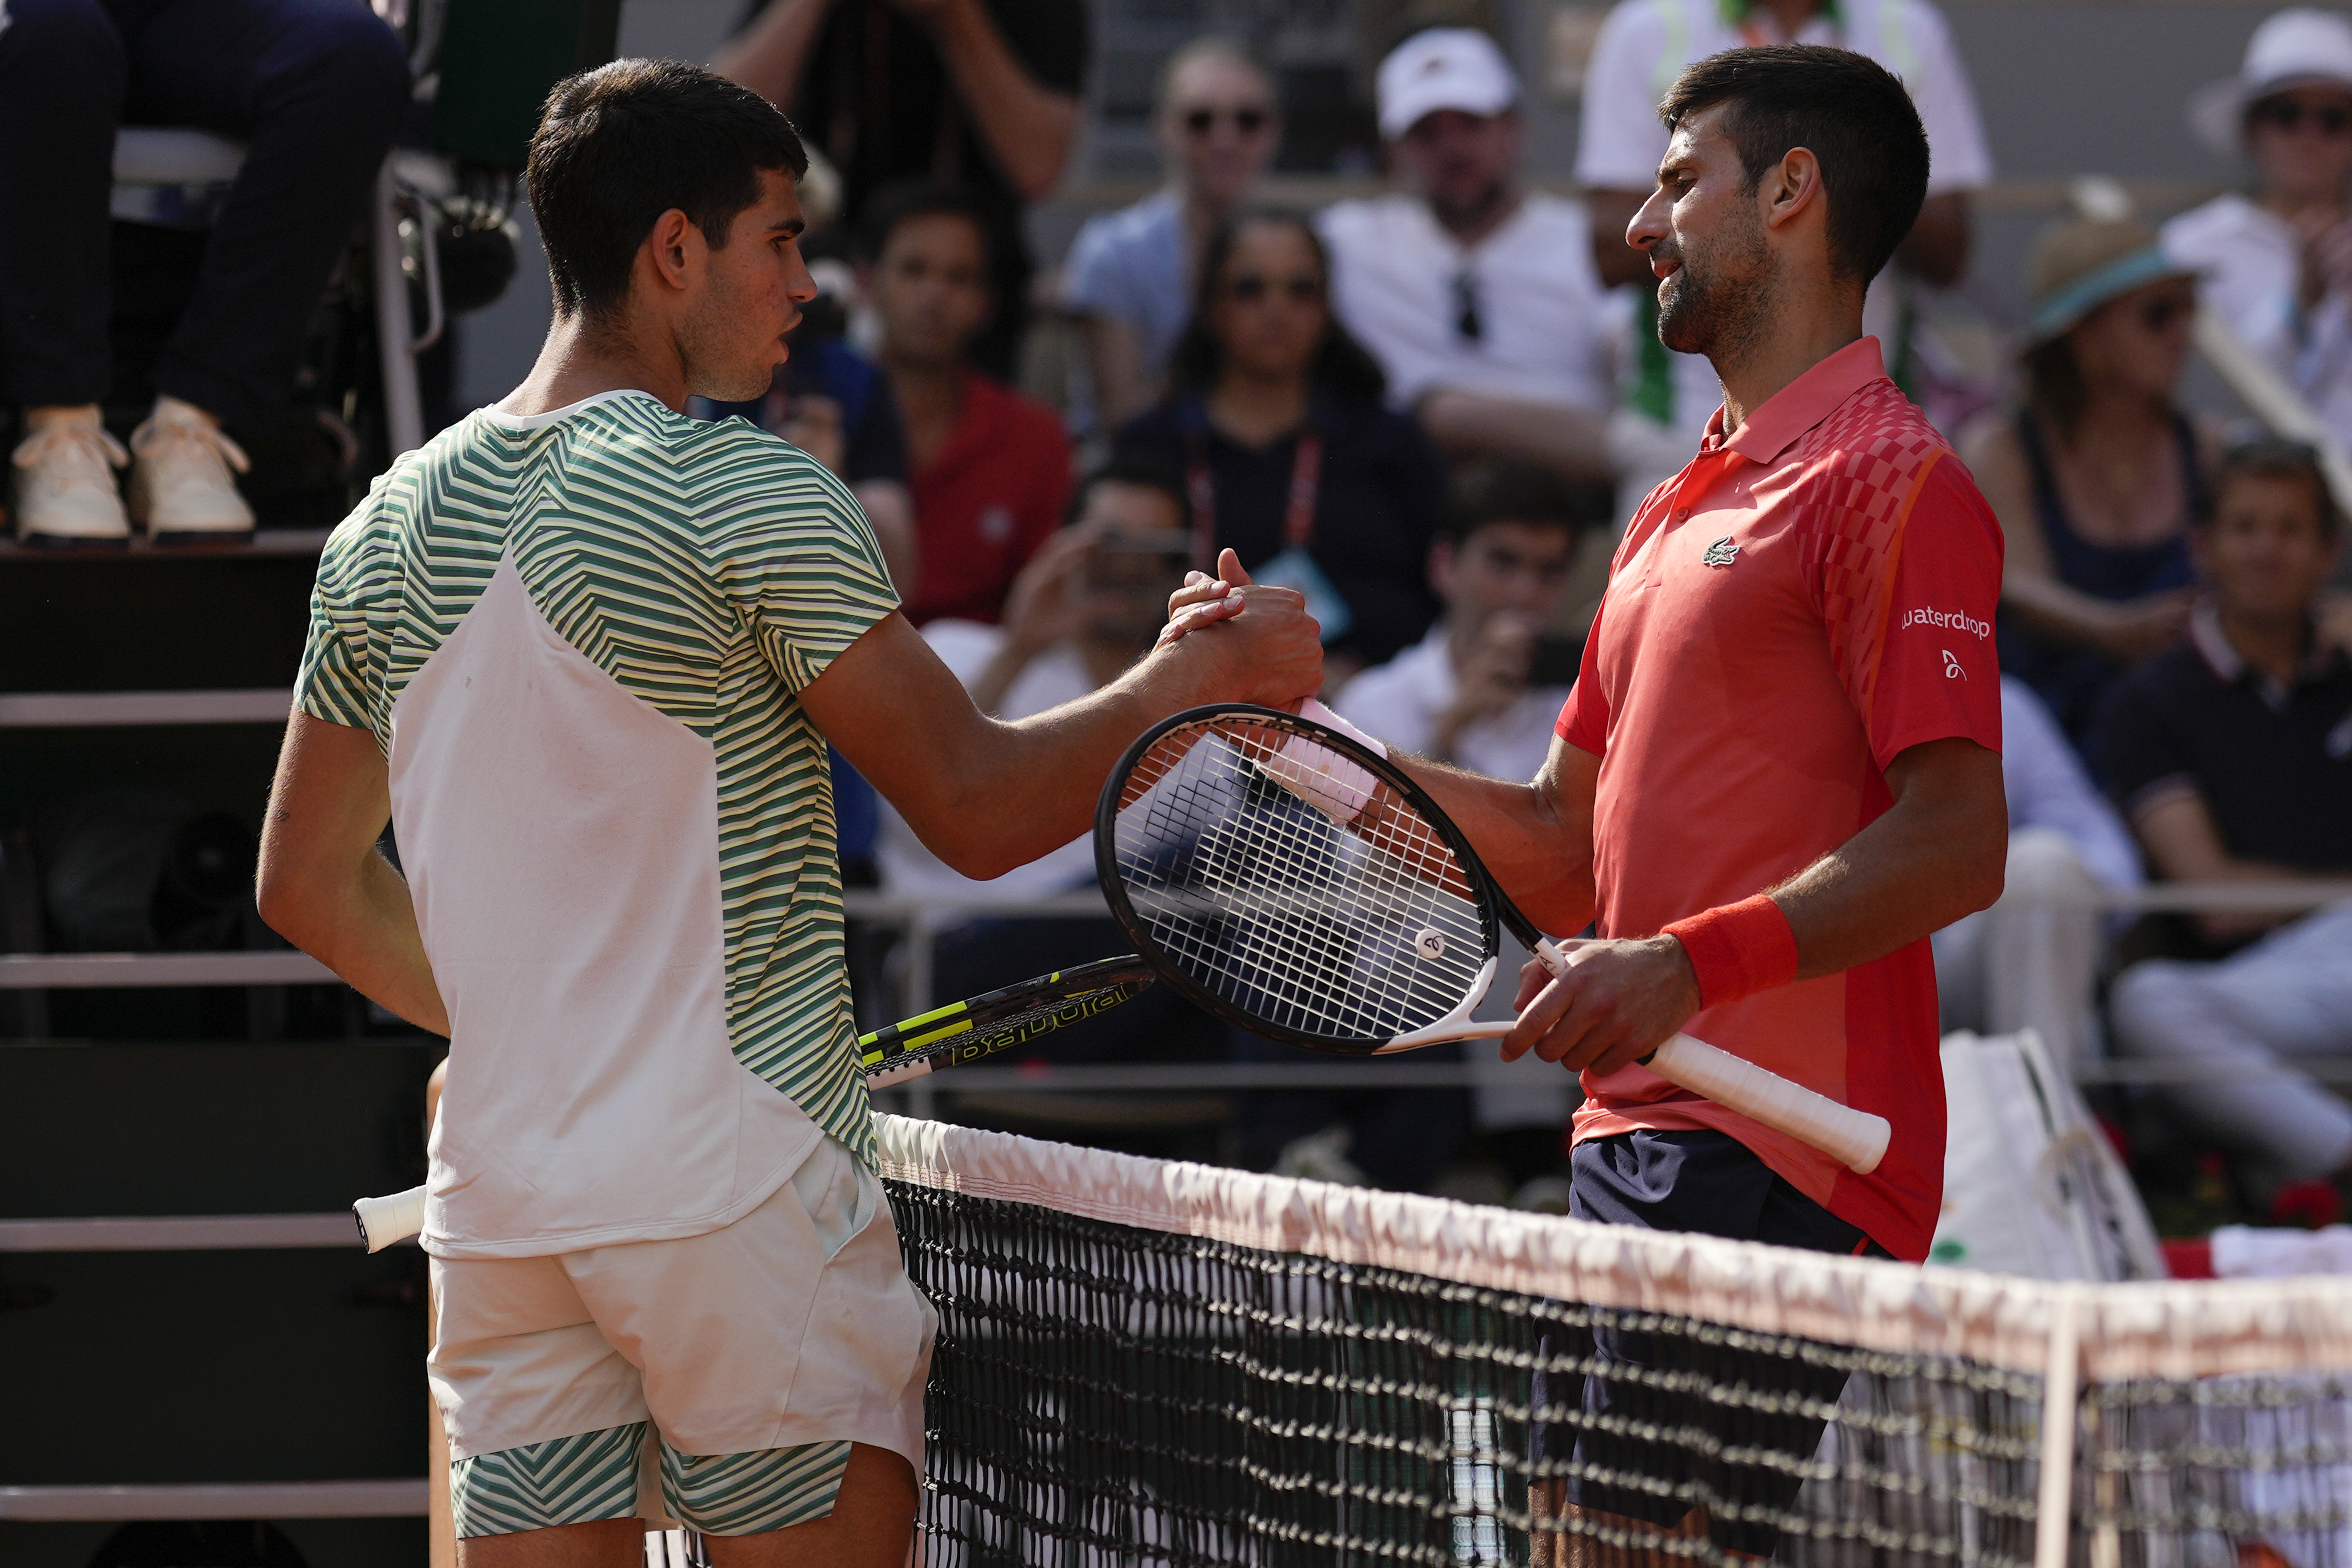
[{"xmin": 1112, "ymin": 719, "xmax": 1491, "ymax": 1043}]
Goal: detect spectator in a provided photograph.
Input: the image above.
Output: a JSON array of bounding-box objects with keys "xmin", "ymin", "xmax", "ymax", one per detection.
[
  {"xmin": 2166, "ymin": 10, "xmax": 2352, "ymax": 458},
  {"xmin": 1319, "ymin": 30, "xmax": 1625, "ymax": 492},
  {"xmin": 1576, "ymin": 0, "xmax": 1991, "ymax": 444},
  {"xmin": 3, "ymin": 0, "xmax": 409, "ymax": 545},
  {"xmin": 713, "ymin": 0, "xmax": 1087, "ymax": 381},
  {"xmin": 865, "ymin": 181, "xmax": 1072, "ymax": 626},
  {"xmin": 1335, "ymin": 461, "xmax": 1586, "ymax": 783},
  {"xmin": 1931, "ymin": 677, "xmax": 2143, "ymax": 1076},
  {"xmin": 1113, "ymin": 211, "xmax": 1444, "ymax": 678},
  {"xmin": 1061, "ymin": 39, "xmax": 1280, "ymax": 435},
  {"xmin": 2100, "ymin": 441, "xmax": 2352, "ymax": 1191},
  {"xmin": 1957, "ymin": 219, "xmax": 2219, "ymax": 750}
]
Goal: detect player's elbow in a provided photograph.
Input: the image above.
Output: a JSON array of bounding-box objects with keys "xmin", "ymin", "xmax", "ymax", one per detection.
[
  {"xmin": 253, "ymin": 864, "xmax": 319, "ymax": 952},
  {"xmin": 1953, "ymin": 812, "xmax": 2009, "ymax": 918}
]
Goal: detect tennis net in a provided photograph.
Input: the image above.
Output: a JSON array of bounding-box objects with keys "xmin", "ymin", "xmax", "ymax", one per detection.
[{"xmin": 876, "ymin": 1113, "xmax": 2352, "ymax": 1568}]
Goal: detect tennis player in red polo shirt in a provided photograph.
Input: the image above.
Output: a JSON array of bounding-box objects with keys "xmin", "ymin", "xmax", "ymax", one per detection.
[{"xmin": 1179, "ymin": 42, "xmax": 2007, "ymax": 1560}]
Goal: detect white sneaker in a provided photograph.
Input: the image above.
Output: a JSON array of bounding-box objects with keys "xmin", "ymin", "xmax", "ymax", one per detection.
[
  {"xmin": 129, "ymin": 396, "xmax": 254, "ymax": 542},
  {"xmin": 11, "ymin": 407, "xmax": 130, "ymax": 547}
]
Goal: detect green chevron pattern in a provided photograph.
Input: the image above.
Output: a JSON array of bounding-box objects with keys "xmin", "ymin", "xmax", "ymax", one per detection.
[
  {"xmin": 450, "ymin": 1421, "xmax": 646, "ymax": 1537},
  {"xmin": 295, "ymin": 393, "xmax": 897, "ymax": 1164},
  {"xmin": 663, "ymin": 1438, "xmax": 851, "ymax": 1535}
]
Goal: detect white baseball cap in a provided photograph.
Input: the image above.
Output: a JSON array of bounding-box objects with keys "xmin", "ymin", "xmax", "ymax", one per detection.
[
  {"xmin": 2187, "ymin": 8, "xmax": 2352, "ymax": 155},
  {"xmin": 1377, "ymin": 28, "xmax": 1519, "ymax": 140}
]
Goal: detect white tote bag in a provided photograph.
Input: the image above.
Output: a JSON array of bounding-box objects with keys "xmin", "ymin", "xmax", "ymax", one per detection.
[{"xmin": 1930, "ymin": 1029, "xmax": 2164, "ymax": 1281}]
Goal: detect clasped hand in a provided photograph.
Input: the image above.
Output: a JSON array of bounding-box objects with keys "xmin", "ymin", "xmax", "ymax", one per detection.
[{"xmin": 1156, "ymin": 546, "xmax": 1323, "ymax": 708}]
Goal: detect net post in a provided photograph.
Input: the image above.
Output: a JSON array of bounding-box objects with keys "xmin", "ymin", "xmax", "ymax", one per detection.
[{"xmin": 2032, "ymin": 1285, "xmax": 2085, "ymax": 1568}]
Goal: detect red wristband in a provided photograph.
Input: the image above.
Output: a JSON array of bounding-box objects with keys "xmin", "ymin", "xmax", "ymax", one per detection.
[{"xmin": 1661, "ymin": 894, "xmax": 1799, "ymax": 1011}]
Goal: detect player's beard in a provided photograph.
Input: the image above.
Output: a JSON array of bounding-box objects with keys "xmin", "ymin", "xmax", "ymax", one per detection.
[{"xmin": 1653, "ymin": 199, "xmax": 1777, "ymax": 369}]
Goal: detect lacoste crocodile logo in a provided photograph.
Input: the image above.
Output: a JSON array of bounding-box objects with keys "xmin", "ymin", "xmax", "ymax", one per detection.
[{"xmin": 1701, "ymin": 536, "xmax": 1740, "ymax": 567}]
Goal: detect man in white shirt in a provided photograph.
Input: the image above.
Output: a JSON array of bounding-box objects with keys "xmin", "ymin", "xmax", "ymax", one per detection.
[
  {"xmin": 2164, "ymin": 9, "xmax": 2352, "ymax": 456},
  {"xmin": 1930, "ymin": 677, "xmax": 2143, "ymax": 1076},
  {"xmin": 1576, "ymin": 0, "xmax": 1993, "ymax": 443},
  {"xmin": 1318, "ymin": 30, "xmax": 1626, "ymax": 489},
  {"xmin": 1336, "ymin": 461, "xmax": 1584, "ymax": 781}
]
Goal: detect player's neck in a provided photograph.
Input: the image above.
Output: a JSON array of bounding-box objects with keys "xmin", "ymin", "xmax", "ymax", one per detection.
[
  {"xmin": 502, "ymin": 312, "xmax": 688, "ymax": 416},
  {"xmin": 1712, "ymin": 296, "xmax": 1863, "ymax": 435}
]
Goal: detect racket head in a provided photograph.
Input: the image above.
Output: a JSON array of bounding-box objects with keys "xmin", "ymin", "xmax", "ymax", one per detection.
[
  {"xmin": 859, "ymin": 955, "xmax": 1154, "ymax": 1077},
  {"xmin": 1096, "ymin": 704, "xmax": 1505, "ymax": 1055}
]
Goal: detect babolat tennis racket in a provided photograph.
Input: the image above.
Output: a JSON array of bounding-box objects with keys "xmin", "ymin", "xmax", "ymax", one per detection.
[
  {"xmin": 859, "ymin": 954, "xmax": 1153, "ymax": 1088},
  {"xmin": 1097, "ymin": 703, "xmax": 1892, "ymax": 1175}
]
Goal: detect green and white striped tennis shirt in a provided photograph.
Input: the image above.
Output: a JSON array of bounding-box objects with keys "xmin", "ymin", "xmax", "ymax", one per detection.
[{"xmin": 296, "ymin": 390, "xmax": 898, "ymax": 1258}]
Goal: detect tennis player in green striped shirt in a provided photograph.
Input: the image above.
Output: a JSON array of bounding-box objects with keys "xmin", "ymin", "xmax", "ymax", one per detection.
[{"xmin": 257, "ymin": 59, "xmax": 1321, "ymax": 1568}]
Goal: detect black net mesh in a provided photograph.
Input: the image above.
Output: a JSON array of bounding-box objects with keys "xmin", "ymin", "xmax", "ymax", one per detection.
[{"xmin": 879, "ymin": 1125, "xmax": 2352, "ymax": 1568}]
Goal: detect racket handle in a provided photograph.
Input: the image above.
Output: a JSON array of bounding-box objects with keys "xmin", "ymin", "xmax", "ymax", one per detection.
[
  {"xmin": 354, "ymin": 1185, "xmax": 428, "ymax": 1252},
  {"xmin": 1647, "ymin": 1034, "xmax": 1891, "ymax": 1176}
]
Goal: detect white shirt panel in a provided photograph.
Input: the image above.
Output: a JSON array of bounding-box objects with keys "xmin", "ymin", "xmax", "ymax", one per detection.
[
  {"xmin": 399, "ymin": 554, "xmax": 820, "ymax": 1259},
  {"xmin": 1318, "ymin": 193, "xmax": 1617, "ymax": 412}
]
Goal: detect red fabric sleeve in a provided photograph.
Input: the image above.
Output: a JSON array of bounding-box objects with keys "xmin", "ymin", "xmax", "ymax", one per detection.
[
  {"xmin": 1554, "ymin": 592, "xmax": 1611, "ymax": 753},
  {"xmin": 1816, "ymin": 451, "xmax": 2005, "ymax": 769}
]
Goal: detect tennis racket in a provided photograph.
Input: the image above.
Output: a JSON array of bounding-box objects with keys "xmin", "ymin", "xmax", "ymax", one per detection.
[{"xmin": 1096, "ymin": 703, "xmax": 1891, "ymax": 1176}]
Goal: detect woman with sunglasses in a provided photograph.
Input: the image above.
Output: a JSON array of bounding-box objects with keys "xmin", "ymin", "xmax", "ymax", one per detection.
[
  {"xmin": 2165, "ymin": 10, "xmax": 2352, "ymax": 456},
  {"xmin": 1060, "ymin": 39, "xmax": 1281, "ymax": 434},
  {"xmin": 1957, "ymin": 218, "xmax": 2220, "ymax": 752},
  {"xmin": 1111, "ymin": 211, "xmax": 1444, "ymax": 684}
]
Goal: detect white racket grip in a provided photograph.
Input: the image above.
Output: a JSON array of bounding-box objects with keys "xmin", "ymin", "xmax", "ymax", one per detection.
[
  {"xmin": 354, "ymin": 1185, "xmax": 428, "ymax": 1252},
  {"xmin": 1263, "ymin": 700, "xmax": 1389, "ymax": 824},
  {"xmin": 1647, "ymin": 1034, "xmax": 1891, "ymax": 1176},
  {"xmin": 865, "ymin": 1057, "xmax": 936, "ymax": 1090}
]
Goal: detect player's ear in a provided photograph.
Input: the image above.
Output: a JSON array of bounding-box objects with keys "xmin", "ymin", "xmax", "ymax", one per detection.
[
  {"xmin": 1761, "ymin": 147, "xmax": 1824, "ymax": 232},
  {"xmin": 645, "ymin": 208, "xmax": 699, "ymax": 291}
]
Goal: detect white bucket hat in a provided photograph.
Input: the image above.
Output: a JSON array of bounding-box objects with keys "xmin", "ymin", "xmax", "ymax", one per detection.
[
  {"xmin": 1376, "ymin": 28, "xmax": 1519, "ymax": 140},
  {"xmin": 2187, "ymin": 7, "xmax": 2352, "ymax": 155}
]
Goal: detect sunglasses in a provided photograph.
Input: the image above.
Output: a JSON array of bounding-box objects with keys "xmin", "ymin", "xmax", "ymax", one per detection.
[
  {"xmin": 1226, "ymin": 272, "xmax": 1320, "ymax": 302},
  {"xmin": 2251, "ymin": 97, "xmax": 2352, "ymax": 135},
  {"xmin": 1183, "ymin": 106, "xmax": 1271, "ymax": 136}
]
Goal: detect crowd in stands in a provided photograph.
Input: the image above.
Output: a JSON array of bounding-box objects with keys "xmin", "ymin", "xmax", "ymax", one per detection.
[
  {"xmin": 716, "ymin": 0, "xmax": 2352, "ymax": 1213},
  {"xmin": 11, "ymin": 0, "xmax": 2349, "ymax": 1216}
]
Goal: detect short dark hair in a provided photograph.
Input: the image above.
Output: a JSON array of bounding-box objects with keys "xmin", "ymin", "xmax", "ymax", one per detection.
[
  {"xmin": 1166, "ymin": 211, "xmax": 1387, "ymax": 403},
  {"xmin": 859, "ymin": 179, "xmax": 994, "ymax": 286},
  {"xmin": 1439, "ymin": 462, "xmax": 1604, "ymax": 545},
  {"xmin": 528, "ymin": 59, "xmax": 809, "ymax": 320},
  {"xmin": 1658, "ymin": 45, "xmax": 1929, "ymax": 284},
  {"xmin": 1069, "ymin": 454, "xmax": 1192, "ymax": 531},
  {"xmin": 2203, "ymin": 440, "xmax": 2342, "ymax": 540}
]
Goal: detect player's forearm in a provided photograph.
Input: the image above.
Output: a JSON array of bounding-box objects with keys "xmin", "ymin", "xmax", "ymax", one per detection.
[
  {"xmin": 260, "ymin": 852, "xmax": 450, "ymax": 1036},
  {"xmin": 926, "ymin": 0, "xmax": 1078, "ymax": 199},
  {"xmin": 1765, "ymin": 738, "xmax": 2006, "ymax": 980},
  {"xmin": 1399, "ymin": 756, "xmax": 1597, "ymax": 937}
]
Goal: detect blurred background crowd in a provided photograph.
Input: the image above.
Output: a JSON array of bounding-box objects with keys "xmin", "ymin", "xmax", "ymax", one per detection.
[{"xmin": 7, "ymin": 0, "xmax": 2352, "ymax": 1266}]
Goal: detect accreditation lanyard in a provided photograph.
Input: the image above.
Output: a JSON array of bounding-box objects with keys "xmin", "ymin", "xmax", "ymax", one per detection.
[{"xmin": 1185, "ymin": 432, "xmax": 1323, "ymax": 575}]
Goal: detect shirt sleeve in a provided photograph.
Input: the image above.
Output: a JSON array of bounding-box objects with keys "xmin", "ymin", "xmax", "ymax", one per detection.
[
  {"xmin": 1893, "ymin": 0, "xmax": 1993, "ymax": 191},
  {"xmin": 717, "ymin": 443, "xmax": 902, "ymax": 693},
  {"xmin": 1574, "ymin": 0, "xmax": 1671, "ymax": 191},
  {"xmin": 1814, "ymin": 447, "xmax": 2004, "ymax": 769},
  {"xmin": 293, "ymin": 520, "xmax": 380, "ymax": 735},
  {"xmin": 1555, "ymin": 593, "xmax": 1612, "ymax": 755}
]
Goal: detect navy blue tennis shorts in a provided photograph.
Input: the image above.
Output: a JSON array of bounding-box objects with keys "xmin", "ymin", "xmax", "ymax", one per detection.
[{"xmin": 1531, "ymin": 1129, "xmax": 1888, "ymax": 1557}]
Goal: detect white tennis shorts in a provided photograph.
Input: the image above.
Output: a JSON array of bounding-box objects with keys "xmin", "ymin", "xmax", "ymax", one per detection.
[{"xmin": 427, "ymin": 1134, "xmax": 935, "ymax": 1537}]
